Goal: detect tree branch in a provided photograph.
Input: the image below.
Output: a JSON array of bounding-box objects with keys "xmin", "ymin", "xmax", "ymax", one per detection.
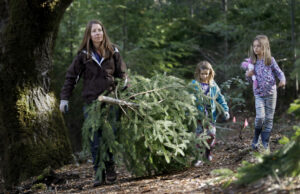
[
  {"xmin": 98, "ymin": 95, "xmax": 139, "ymax": 107},
  {"xmin": 125, "ymin": 85, "xmax": 185, "ymax": 100}
]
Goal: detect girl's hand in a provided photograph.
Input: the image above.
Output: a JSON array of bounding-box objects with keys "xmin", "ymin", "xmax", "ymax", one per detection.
[
  {"xmin": 245, "ymin": 70, "xmax": 254, "ymax": 77},
  {"xmin": 278, "ymin": 80, "xmax": 286, "ymax": 88},
  {"xmin": 224, "ymin": 112, "xmax": 230, "ymax": 120}
]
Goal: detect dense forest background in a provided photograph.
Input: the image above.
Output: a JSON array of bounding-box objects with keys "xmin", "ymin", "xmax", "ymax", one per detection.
[
  {"xmin": 52, "ymin": 0, "xmax": 299, "ymax": 152},
  {"xmin": 0, "ymin": 0, "xmax": 299, "ymax": 192}
]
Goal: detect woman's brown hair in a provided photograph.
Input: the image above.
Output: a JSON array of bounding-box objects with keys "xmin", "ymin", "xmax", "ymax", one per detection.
[{"xmin": 78, "ymin": 20, "xmax": 114, "ymax": 59}]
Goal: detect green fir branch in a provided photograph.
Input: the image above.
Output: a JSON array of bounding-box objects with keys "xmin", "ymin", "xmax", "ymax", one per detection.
[{"xmin": 82, "ymin": 73, "xmax": 224, "ymax": 177}]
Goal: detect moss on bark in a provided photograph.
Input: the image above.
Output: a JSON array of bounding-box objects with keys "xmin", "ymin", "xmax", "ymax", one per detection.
[{"xmin": 2, "ymin": 85, "xmax": 74, "ymax": 188}]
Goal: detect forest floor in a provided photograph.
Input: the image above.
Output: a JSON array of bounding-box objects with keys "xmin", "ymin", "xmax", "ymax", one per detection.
[{"xmin": 5, "ymin": 113, "xmax": 300, "ymax": 194}]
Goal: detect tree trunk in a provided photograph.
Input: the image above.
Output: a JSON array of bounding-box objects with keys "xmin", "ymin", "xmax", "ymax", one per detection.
[
  {"xmin": 122, "ymin": 6, "xmax": 127, "ymax": 58},
  {"xmin": 290, "ymin": 0, "xmax": 298, "ymax": 96},
  {"xmin": 222, "ymin": 0, "xmax": 228, "ymax": 57},
  {"xmin": 0, "ymin": 0, "xmax": 73, "ymax": 188}
]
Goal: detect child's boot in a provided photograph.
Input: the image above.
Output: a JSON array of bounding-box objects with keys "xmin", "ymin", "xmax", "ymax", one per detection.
[
  {"xmin": 252, "ymin": 127, "xmax": 262, "ymax": 150},
  {"xmin": 261, "ymin": 131, "xmax": 271, "ymax": 150}
]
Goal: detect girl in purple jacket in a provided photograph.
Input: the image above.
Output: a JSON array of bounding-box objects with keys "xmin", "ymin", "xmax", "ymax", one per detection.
[{"xmin": 244, "ymin": 35, "xmax": 286, "ymax": 151}]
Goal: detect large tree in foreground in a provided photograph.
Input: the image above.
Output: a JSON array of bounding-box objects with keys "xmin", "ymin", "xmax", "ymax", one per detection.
[{"xmin": 0, "ymin": 0, "xmax": 73, "ymax": 188}]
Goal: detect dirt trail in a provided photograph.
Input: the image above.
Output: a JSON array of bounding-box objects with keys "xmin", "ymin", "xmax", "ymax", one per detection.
[{"xmin": 11, "ymin": 114, "xmax": 300, "ymax": 193}]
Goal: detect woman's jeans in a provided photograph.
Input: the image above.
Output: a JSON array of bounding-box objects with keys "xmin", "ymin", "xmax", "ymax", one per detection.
[
  {"xmin": 253, "ymin": 91, "xmax": 277, "ymax": 149},
  {"xmin": 83, "ymin": 106, "xmax": 119, "ymax": 172}
]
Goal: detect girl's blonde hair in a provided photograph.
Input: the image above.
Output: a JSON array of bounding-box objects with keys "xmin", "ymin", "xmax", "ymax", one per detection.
[
  {"xmin": 250, "ymin": 35, "xmax": 272, "ymax": 66},
  {"xmin": 194, "ymin": 61, "xmax": 215, "ymax": 83},
  {"xmin": 78, "ymin": 20, "xmax": 114, "ymax": 59}
]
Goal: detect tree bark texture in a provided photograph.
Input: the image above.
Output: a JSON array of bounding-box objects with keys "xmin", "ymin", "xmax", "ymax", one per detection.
[
  {"xmin": 0, "ymin": 0, "xmax": 73, "ymax": 188},
  {"xmin": 290, "ymin": 0, "xmax": 298, "ymax": 95}
]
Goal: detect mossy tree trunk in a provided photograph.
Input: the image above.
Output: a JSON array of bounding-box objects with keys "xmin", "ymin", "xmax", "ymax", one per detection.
[{"xmin": 0, "ymin": 0, "xmax": 73, "ymax": 188}]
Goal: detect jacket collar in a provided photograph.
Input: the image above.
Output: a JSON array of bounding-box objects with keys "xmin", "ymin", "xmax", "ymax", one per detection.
[
  {"xmin": 82, "ymin": 50, "xmax": 104, "ymax": 68},
  {"xmin": 209, "ymin": 80, "xmax": 217, "ymax": 87}
]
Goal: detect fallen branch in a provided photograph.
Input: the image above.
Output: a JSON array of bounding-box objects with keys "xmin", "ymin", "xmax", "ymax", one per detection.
[{"xmin": 98, "ymin": 95, "xmax": 139, "ymax": 107}]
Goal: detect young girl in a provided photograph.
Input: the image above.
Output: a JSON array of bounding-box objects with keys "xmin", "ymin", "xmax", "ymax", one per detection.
[
  {"xmin": 244, "ymin": 35, "xmax": 286, "ymax": 151},
  {"xmin": 192, "ymin": 61, "xmax": 229, "ymax": 166}
]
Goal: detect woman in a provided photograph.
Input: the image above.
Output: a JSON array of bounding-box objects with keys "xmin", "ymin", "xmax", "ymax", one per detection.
[{"xmin": 59, "ymin": 20, "xmax": 127, "ymax": 186}]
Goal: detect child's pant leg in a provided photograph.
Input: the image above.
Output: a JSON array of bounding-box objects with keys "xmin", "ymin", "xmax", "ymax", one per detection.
[
  {"xmin": 254, "ymin": 95, "xmax": 265, "ymax": 129},
  {"xmin": 195, "ymin": 120, "xmax": 204, "ymax": 149},
  {"xmin": 254, "ymin": 92, "xmax": 277, "ymax": 149},
  {"xmin": 196, "ymin": 121, "xmax": 216, "ymax": 160},
  {"xmin": 253, "ymin": 95, "xmax": 265, "ymax": 148},
  {"xmin": 254, "ymin": 93, "xmax": 277, "ymax": 131},
  {"xmin": 264, "ymin": 92, "xmax": 277, "ymax": 133},
  {"xmin": 195, "ymin": 120, "xmax": 204, "ymax": 136},
  {"xmin": 205, "ymin": 125, "xmax": 216, "ymax": 159},
  {"xmin": 207, "ymin": 125, "xmax": 216, "ymax": 148},
  {"xmin": 262, "ymin": 92, "xmax": 277, "ymax": 148}
]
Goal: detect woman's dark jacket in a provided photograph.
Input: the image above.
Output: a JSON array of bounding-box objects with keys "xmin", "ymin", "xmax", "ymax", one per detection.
[{"xmin": 60, "ymin": 48, "xmax": 127, "ymax": 104}]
